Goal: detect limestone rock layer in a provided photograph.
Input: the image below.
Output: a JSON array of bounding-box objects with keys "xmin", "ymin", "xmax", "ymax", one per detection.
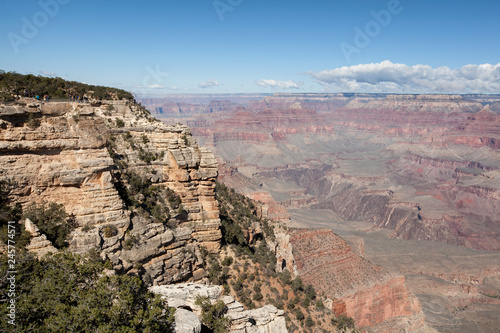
[{"xmin": 0, "ymin": 99, "xmax": 221, "ymax": 283}]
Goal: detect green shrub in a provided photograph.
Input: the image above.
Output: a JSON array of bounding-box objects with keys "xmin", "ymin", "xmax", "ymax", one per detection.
[
  {"xmin": 295, "ymin": 308, "xmax": 305, "ymax": 321},
  {"xmin": 291, "ymin": 276, "xmax": 304, "ymax": 292},
  {"xmin": 305, "ymin": 284, "xmax": 316, "ymax": 300},
  {"xmin": 195, "ymin": 296, "xmax": 229, "ymax": 333},
  {"xmin": 123, "ymin": 232, "xmax": 140, "ymax": 250},
  {"xmin": 115, "ymin": 118, "xmax": 125, "ymax": 127},
  {"xmin": 138, "ymin": 150, "xmax": 158, "ymax": 163},
  {"xmin": 231, "ymin": 278, "xmax": 244, "ymax": 292},
  {"xmin": 252, "ymin": 292, "xmax": 263, "ymax": 302},
  {"xmin": 0, "ymin": 92, "xmax": 15, "ymax": 102},
  {"xmin": 305, "ymin": 316, "xmax": 315, "ymax": 327},
  {"xmin": 22, "ymin": 201, "xmax": 76, "ymax": 248},
  {"xmin": 208, "ymin": 261, "xmax": 222, "ymax": 284},
  {"xmin": 27, "ymin": 113, "xmax": 41, "ymax": 129},
  {"xmin": 82, "ymin": 224, "xmax": 92, "ymax": 232},
  {"xmin": 332, "ymin": 315, "xmax": 356, "ymax": 330},
  {"xmin": 0, "ymin": 181, "xmax": 29, "ymax": 248},
  {"xmin": 221, "ymin": 256, "xmax": 233, "ymax": 266},
  {"xmin": 102, "ymin": 225, "xmax": 118, "ymax": 238},
  {"xmin": 279, "ymin": 270, "xmax": 292, "ymax": 285}
]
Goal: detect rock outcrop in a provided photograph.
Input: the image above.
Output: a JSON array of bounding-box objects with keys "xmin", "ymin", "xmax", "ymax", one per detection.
[
  {"xmin": 226, "ymin": 300, "xmax": 287, "ymax": 333},
  {"xmin": 0, "ymin": 99, "xmax": 221, "ymax": 284},
  {"xmin": 149, "ymin": 283, "xmax": 288, "ymax": 333},
  {"xmin": 174, "ymin": 308, "xmax": 202, "ymax": 333},
  {"xmin": 24, "ymin": 218, "xmax": 58, "ymax": 258},
  {"xmin": 286, "ymin": 229, "xmax": 425, "ymax": 331},
  {"xmin": 149, "ymin": 283, "xmax": 223, "ymax": 310}
]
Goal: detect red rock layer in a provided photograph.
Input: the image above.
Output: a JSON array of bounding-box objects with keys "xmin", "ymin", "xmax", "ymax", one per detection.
[{"xmin": 289, "ymin": 229, "xmax": 424, "ymax": 330}]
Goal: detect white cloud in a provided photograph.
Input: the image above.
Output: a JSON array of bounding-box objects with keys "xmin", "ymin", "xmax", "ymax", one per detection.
[
  {"xmin": 39, "ymin": 71, "xmax": 57, "ymax": 77},
  {"xmin": 256, "ymin": 79, "xmax": 303, "ymax": 90},
  {"xmin": 147, "ymin": 84, "xmax": 163, "ymax": 89},
  {"xmin": 199, "ymin": 79, "xmax": 219, "ymax": 89},
  {"xmin": 305, "ymin": 60, "xmax": 500, "ymax": 93}
]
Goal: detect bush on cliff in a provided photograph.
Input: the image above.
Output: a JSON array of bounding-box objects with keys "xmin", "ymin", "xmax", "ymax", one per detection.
[
  {"xmin": 22, "ymin": 201, "xmax": 76, "ymax": 249},
  {"xmin": 0, "ymin": 251, "xmax": 175, "ymax": 332},
  {"xmin": 0, "ymin": 70, "xmax": 134, "ymax": 101},
  {"xmin": 110, "ymin": 169, "xmax": 182, "ymax": 227},
  {"xmin": 195, "ymin": 296, "xmax": 229, "ymax": 333},
  {"xmin": 332, "ymin": 314, "xmax": 356, "ymax": 331},
  {"xmin": 0, "ymin": 181, "xmax": 30, "ymax": 249}
]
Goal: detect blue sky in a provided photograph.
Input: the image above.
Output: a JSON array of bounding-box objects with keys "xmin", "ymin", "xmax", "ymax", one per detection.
[{"xmin": 1, "ymin": 0, "xmax": 499, "ymax": 95}]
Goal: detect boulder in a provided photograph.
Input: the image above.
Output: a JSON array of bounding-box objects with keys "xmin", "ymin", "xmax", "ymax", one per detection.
[{"xmin": 174, "ymin": 308, "xmax": 202, "ymax": 333}]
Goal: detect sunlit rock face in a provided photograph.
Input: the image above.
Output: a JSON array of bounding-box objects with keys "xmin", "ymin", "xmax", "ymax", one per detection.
[
  {"xmin": 288, "ymin": 229, "xmax": 426, "ymax": 332},
  {"xmin": 0, "ymin": 99, "xmax": 221, "ymax": 284}
]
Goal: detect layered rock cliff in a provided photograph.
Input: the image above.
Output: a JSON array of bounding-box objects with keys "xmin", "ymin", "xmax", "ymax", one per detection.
[
  {"xmin": 284, "ymin": 228, "xmax": 426, "ymax": 332},
  {"xmin": 0, "ymin": 99, "xmax": 221, "ymax": 284}
]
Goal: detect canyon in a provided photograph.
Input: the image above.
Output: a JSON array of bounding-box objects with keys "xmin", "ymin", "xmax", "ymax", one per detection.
[
  {"xmin": 142, "ymin": 92, "xmax": 500, "ymax": 332},
  {"xmin": 1, "ymin": 89, "xmax": 499, "ymax": 332}
]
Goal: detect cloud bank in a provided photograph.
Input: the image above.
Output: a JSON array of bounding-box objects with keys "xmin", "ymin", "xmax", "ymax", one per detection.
[
  {"xmin": 199, "ymin": 79, "xmax": 219, "ymax": 89},
  {"xmin": 39, "ymin": 71, "xmax": 57, "ymax": 77},
  {"xmin": 305, "ymin": 61, "xmax": 500, "ymax": 93},
  {"xmin": 147, "ymin": 84, "xmax": 163, "ymax": 89},
  {"xmin": 256, "ymin": 79, "xmax": 303, "ymax": 90}
]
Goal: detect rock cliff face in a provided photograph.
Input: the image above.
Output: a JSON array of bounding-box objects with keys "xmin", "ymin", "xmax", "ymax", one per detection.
[
  {"xmin": 0, "ymin": 99, "xmax": 221, "ymax": 284},
  {"xmin": 287, "ymin": 229, "xmax": 426, "ymax": 332},
  {"xmin": 149, "ymin": 283, "xmax": 288, "ymax": 333}
]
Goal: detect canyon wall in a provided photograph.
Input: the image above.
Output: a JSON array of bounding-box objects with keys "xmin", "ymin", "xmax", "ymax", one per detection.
[
  {"xmin": 0, "ymin": 99, "xmax": 221, "ymax": 284},
  {"xmin": 286, "ymin": 228, "xmax": 427, "ymax": 332},
  {"xmin": 164, "ymin": 93, "xmax": 500, "ymax": 252}
]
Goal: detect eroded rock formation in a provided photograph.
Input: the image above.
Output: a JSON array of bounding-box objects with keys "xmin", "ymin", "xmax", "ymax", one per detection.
[
  {"xmin": 149, "ymin": 283, "xmax": 288, "ymax": 333},
  {"xmin": 286, "ymin": 229, "xmax": 426, "ymax": 331},
  {"xmin": 0, "ymin": 99, "xmax": 221, "ymax": 283},
  {"xmin": 24, "ymin": 218, "xmax": 58, "ymax": 258}
]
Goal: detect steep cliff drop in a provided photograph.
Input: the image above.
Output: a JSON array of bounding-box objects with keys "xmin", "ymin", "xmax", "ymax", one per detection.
[
  {"xmin": 0, "ymin": 98, "xmax": 221, "ymax": 284},
  {"xmin": 280, "ymin": 228, "xmax": 435, "ymax": 333}
]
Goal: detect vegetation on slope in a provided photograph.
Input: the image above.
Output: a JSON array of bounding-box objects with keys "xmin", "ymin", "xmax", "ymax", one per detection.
[
  {"xmin": 22, "ymin": 202, "xmax": 76, "ymax": 249},
  {"xmin": 106, "ymin": 133, "xmax": 185, "ymax": 228},
  {"xmin": 0, "ymin": 251, "xmax": 175, "ymax": 332},
  {"xmin": 209, "ymin": 181, "xmax": 351, "ymax": 333},
  {"xmin": 0, "ymin": 186, "xmax": 175, "ymax": 332},
  {"xmin": 0, "ymin": 70, "xmax": 134, "ymax": 101},
  {"xmin": 0, "ymin": 181, "xmax": 30, "ymax": 249}
]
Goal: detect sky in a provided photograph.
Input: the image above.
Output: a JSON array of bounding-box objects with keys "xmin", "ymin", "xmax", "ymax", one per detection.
[{"xmin": 1, "ymin": 0, "xmax": 500, "ymax": 95}]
